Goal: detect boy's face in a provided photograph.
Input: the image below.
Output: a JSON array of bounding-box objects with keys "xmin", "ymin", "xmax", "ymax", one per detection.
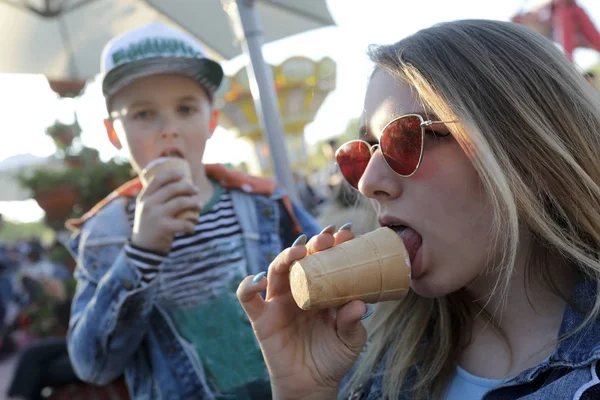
[{"xmin": 105, "ymin": 74, "xmax": 217, "ymax": 178}]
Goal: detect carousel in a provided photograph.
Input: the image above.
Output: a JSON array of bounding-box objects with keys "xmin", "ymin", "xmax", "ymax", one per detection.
[{"xmin": 214, "ymin": 56, "xmax": 336, "ymax": 176}]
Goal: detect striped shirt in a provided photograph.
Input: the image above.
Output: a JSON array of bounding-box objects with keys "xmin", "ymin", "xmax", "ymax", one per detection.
[{"xmin": 123, "ymin": 184, "xmax": 268, "ymax": 393}]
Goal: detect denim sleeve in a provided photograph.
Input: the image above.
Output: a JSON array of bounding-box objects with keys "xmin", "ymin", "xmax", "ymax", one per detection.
[
  {"xmin": 67, "ymin": 230, "xmax": 160, "ymax": 385},
  {"xmin": 277, "ymin": 199, "xmax": 322, "ymax": 247}
]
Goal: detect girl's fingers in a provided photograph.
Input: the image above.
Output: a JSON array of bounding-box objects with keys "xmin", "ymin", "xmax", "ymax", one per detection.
[
  {"xmin": 265, "ymin": 243, "xmax": 307, "ymax": 300},
  {"xmin": 237, "ymin": 273, "xmax": 269, "ymax": 322},
  {"xmin": 306, "ymin": 231, "xmax": 336, "ymax": 255},
  {"xmin": 333, "ymin": 226, "xmax": 355, "ymax": 246}
]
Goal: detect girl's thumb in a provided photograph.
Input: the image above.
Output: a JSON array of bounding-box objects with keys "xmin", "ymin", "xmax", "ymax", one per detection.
[{"xmin": 335, "ymin": 301, "xmax": 369, "ymax": 354}]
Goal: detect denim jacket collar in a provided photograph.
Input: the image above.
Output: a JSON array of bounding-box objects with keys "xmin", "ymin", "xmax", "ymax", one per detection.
[
  {"xmin": 496, "ymin": 278, "xmax": 600, "ymax": 389},
  {"xmin": 353, "ymin": 279, "xmax": 600, "ymax": 400},
  {"xmin": 551, "ymin": 279, "xmax": 600, "ymax": 366}
]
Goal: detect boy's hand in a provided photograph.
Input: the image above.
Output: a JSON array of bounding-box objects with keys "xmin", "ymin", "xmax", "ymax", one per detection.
[{"xmin": 131, "ymin": 171, "xmax": 202, "ymax": 254}]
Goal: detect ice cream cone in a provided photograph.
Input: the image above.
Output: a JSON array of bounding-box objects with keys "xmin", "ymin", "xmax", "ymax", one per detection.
[
  {"xmin": 289, "ymin": 227, "xmax": 411, "ymax": 310},
  {"xmin": 140, "ymin": 157, "xmax": 199, "ymax": 223}
]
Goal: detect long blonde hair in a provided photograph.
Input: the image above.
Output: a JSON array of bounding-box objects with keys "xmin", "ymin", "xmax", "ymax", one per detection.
[{"xmin": 342, "ymin": 19, "xmax": 600, "ymax": 399}]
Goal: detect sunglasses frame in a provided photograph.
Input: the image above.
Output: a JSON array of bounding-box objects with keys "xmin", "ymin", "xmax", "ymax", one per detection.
[{"xmin": 335, "ymin": 114, "xmax": 458, "ymax": 187}]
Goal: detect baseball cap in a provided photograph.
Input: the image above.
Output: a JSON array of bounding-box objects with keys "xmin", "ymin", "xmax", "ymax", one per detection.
[{"xmin": 101, "ymin": 22, "xmax": 223, "ymax": 100}]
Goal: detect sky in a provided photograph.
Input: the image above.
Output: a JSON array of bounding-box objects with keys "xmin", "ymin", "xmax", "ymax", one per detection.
[{"xmin": 1, "ymin": 0, "xmax": 600, "ymax": 223}]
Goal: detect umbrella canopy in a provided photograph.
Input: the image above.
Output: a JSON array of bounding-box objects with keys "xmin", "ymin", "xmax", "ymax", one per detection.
[
  {"xmin": 0, "ymin": 0, "xmax": 334, "ymax": 80},
  {"xmin": 1, "ymin": 0, "xmax": 335, "ymax": 200}
]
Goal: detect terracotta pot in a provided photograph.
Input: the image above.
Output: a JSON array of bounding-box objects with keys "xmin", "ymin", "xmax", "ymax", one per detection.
[{"xmin": 34, "ymin": 184, "xmax": 80, "ymax": 225}]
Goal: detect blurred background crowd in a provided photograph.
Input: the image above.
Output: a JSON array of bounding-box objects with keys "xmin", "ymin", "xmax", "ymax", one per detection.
[{"xmin": 1, "ymin": 0, "xmax": 599, "ymax": 398}]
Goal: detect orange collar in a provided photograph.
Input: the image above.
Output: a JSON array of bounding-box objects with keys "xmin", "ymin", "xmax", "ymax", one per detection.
[{"xmin": 66, "ymin": 163, "xmax": 301, "ymax": 235}]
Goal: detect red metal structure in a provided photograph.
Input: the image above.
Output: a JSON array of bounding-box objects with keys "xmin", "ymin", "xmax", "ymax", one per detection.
[{"xmin": 512, "ymin": 0, "xmax": 600, "ymax": 61}]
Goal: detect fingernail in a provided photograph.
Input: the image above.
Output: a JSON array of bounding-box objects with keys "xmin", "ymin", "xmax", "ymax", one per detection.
[
  {"xmin": 320, "ymin": 224, "xmax": 336, "ymax": 235},
  {"xmin": 292, "ymin": 234, "xmax": 307, "ymax": 247},
  {"xmin": 338, "ymin": 222, "xmax": 353, "ymax": 232},
  {"xmin": 360, "ymin": 304, "xmax": 375, "ymax": 320},
  {"xmin": 252, "ymin": 271, "xmax": 267, "ymax": 284}
]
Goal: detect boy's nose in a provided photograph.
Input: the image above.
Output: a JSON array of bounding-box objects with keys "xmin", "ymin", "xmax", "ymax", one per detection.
[
  {"xmin": 159, "ymin": 116, "xmax": 180, "ymax": 139},
  {"xmin": 161, "ymin": 131, "xmax": 179, "ymax": 139}
]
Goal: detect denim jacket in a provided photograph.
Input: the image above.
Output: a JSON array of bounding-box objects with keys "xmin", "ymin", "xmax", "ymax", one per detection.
[
  {"xmin": 66, "ymin": 187, "xmax": 321, "ymax": 399},
  {"xmin": 350, "ymin": 279, "xmax": 600, "ymax": 400}
]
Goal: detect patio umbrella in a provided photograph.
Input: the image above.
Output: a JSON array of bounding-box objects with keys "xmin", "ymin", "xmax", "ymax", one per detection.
[{"xmin": 0, "ymin": 0, "xmax": 336, "ymax": 200}]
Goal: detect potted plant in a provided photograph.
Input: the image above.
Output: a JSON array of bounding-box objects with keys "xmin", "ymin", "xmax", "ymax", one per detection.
[
  {"xmin": 19, "ymin": 118, "xmax": 134, "ymax": 231},
  {"xmin": 78, "ymin": 159, "xmax": 133, "ymax": 211},
  {"xmin": 64, "ymin": 147, "xmax": 100, "ymax": 168},
  {"xmin": 18, "ymin": 167, "xmax": 83, "ymax": 230},
  {"xmin": 46, "ymin": 120, "xmax": 81, "ymax": 150}
]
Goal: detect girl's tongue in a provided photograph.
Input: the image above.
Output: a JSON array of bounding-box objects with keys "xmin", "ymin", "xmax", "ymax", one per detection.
[{"xmin": 394, "ymin": 227, "xmax": 422, "ymax": 264}]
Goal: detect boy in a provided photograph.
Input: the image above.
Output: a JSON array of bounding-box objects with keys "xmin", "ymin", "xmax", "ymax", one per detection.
[{"xmin": 65, "ymin": 22, "xmax": 321, "ymax": 399}]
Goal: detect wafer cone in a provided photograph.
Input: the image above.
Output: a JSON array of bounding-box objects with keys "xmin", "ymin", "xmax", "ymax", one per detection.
[
  {"xmin": 140, "ymin": 157, "xmax": 199, "ymax": 223},
  {"xmin": 289, "ymin": 227, "xmax": 411, "ymax": 310}
]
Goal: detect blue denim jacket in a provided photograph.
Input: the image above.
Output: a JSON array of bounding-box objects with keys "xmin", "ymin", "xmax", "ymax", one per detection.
[
  {"xmin": 66, "ymin": 188, "xmax": 321, "ymax": 399},
  {"xmin": 350, "ymin": 279, "xmax": 600, "ymax": 400}
]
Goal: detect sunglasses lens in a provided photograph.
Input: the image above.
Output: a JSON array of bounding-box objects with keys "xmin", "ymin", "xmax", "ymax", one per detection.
[
  {"xmin": 336, "ymin": 141, "xmax": 371, "ymax": 189},
  {"xmin": 380, "ymin": 115, "xmax": 423, "ymax": 176}
]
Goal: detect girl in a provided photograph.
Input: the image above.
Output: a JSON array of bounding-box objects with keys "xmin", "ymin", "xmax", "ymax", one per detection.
[{"xmin": 237, "ymin": 19, "xmax": 600, "ymax": 399}]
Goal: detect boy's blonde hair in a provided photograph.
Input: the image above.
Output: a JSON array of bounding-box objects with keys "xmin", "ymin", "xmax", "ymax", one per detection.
[{"xmin": 342, "ymin": 19, "xmax": 600, "ymax": 399}]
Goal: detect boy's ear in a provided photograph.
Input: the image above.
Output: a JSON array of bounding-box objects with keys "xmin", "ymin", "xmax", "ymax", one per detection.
[
  {"xmin": 104, "ymin": 119, "xmax": 122, "ymax": 150},
  {"xmin": 208, "ymin": 109, "xmax": 219, "ymax": 136}
]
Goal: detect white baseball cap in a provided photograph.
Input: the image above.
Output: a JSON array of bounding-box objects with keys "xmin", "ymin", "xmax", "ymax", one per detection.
[{"xmin": 101, "ymin": 22, "xmax": 223, "ymax": 99}]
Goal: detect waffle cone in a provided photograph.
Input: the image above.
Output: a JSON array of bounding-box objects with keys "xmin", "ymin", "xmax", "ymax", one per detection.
[
  {"xmin": 290, "ymin": 227, "xmax": 411, "ymax": 310},
  {"xmin": 140, "ymin": 158, "xmax": 198, "ymax": 223}
]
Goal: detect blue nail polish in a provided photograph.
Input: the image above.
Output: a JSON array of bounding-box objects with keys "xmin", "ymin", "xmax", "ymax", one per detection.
[
  {"xmin": 360, "ymin": 304, "xmax": 375, "ymax": 320},
  {"xmin": 252, "ymin": 271, "xmax": 267, "ymax": 283},
  {"xmin": 320, "ymin": 224, "xmax": 336, "ymax": 235},
  {"xmin": 338, "ymin": 222, "xmax": 353, "ymax": 232},
  {"xmin": 292, "ymin": 234, "xmax": 307, "ymax": 247}
]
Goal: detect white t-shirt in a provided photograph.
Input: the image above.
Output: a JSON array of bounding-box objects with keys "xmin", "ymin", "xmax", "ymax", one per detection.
[{"xmin": 443, "ymin": 366, "xmax": 504, "ymax": 400}]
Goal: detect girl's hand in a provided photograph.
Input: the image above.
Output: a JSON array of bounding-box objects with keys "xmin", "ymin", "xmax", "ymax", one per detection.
[{"xmin": 237, "ymin": 225, "xmax": 369, "ymax": 400}]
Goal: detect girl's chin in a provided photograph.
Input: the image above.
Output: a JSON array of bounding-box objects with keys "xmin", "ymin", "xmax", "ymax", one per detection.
[{"xmin": 409, "ymin": 273, "xmax": 458, "ymax": 299}]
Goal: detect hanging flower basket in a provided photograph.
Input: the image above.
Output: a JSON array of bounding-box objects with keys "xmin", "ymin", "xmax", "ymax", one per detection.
[{"xmin": 47, "ymin": 79, "xmax": 87, "ymax": 98}]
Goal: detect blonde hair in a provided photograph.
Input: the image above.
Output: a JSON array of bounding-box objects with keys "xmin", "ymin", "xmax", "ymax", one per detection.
[{"xmin": 342, "ymin": 19, "xmax": 600, "ymax": 399}]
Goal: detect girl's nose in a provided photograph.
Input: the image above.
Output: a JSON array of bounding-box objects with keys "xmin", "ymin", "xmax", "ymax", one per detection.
[{"xmin": 358, "ymin": 148, "xmax": 403, "ymax": 200}]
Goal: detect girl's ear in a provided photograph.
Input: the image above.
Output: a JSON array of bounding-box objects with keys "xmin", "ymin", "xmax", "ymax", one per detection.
[{"xmin": 104, "ymin": 119, "xmax": 122, "ymax": 150}]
